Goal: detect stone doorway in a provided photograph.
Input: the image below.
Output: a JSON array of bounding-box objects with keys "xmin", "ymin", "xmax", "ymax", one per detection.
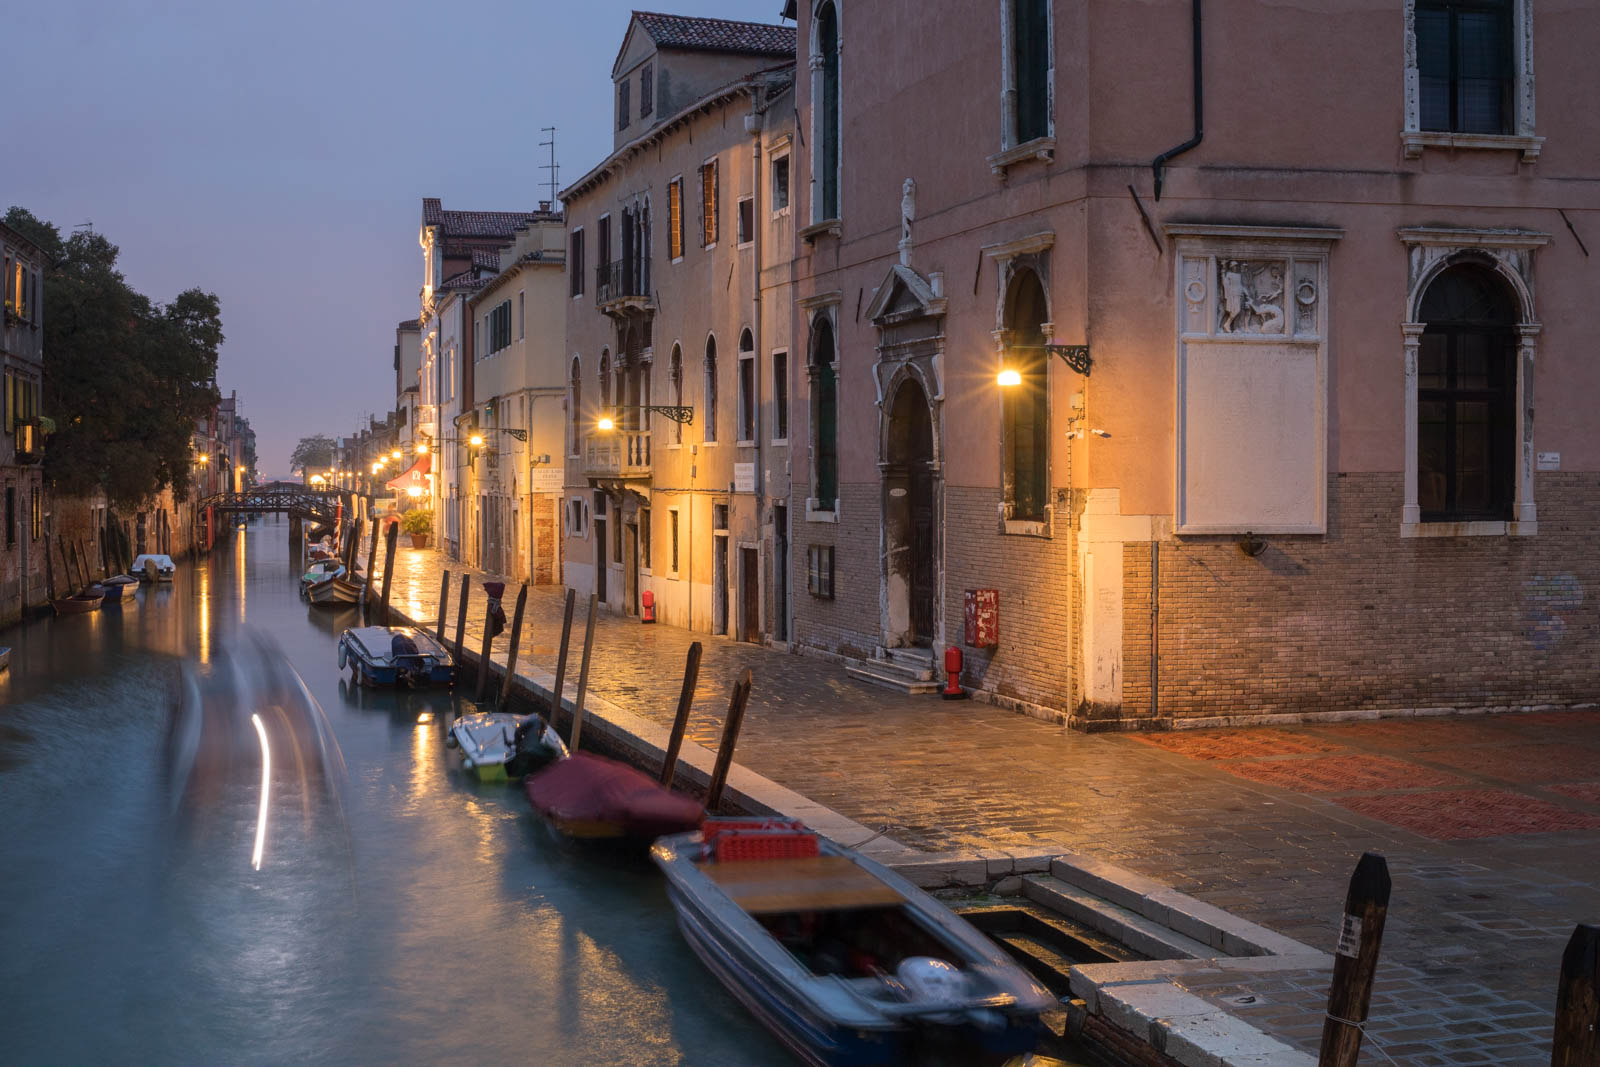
[{"xmin": 884, "ymin": 378, "xmax": 936, "ymax": 648}]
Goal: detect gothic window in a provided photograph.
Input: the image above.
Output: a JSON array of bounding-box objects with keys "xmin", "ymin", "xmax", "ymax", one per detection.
[
  {"xmin": 810, "ymin": 317, "xmax": 838, "ymax": 511},
  {"xmin": 1417, "ymin": 264, "xmax": 1516, "ymax": 521},
  {"xmin": 1003, "ymin": 269, "xmax": 1049, "ymax": 523},
  {"xmin": 670, "ymin": 344, "xmax": 684, "ymax": 445},
  {"xmin": 738, "ymin": 328, "xmax": 756, "ymax": 443},
  {"xmin": 704, "ymin": 335, "xmax": 719, "ymax": 443},
  {"xmin": 1009, "ymin": 0, "xmax": 1052, "ymax": 146},
  {"xmin": 814, "ymin": 2, "xmax": 841, "ymax": 222},
  {"xmin": 1417, "ymin": 0, "xmax": 1512, "ymax": 134}
]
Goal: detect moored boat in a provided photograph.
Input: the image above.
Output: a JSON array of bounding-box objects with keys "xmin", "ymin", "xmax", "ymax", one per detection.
[
  {"xmin": 445, "ymin": 712, "xmax": 567, "ymax": 782},
  {"xmin": 522, "ymin": 750, "xmax": 704, "ymax": 840},
  {"xmin": 300, "ymin": 559, "xmax": 346, "ymax": 593},
  {"xmin": 99, "ymin": 576, "xmax": 139, "ymax": 602},
  {"xmin": 652, "ymin": 823, "xmax": 1056, "ymax": 1067},
  {"xmin": 50, "ymin": 592, "xmax": 103, "ymax": 615},
  {"xmin": 337, "ymin": 626, "xmax": 454, "ymax": 687},
  {"xmin": 130, "ymin": 554, "xmax": 176, "ymax": 582}
]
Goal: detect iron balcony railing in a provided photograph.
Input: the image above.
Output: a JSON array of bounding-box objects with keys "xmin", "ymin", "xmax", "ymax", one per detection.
[
  {"xmin": 583, "ymin": 429, "xmax": 651, "ymax": 480},
  {"xmin": 594, "ymin": 260, "xmax": 650, "ymax": 308}
]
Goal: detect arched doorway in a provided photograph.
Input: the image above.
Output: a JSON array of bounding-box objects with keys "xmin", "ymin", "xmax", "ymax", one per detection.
[{"xmin": 884, "ymin": 377, "xmax": 935, "ymax": 647}]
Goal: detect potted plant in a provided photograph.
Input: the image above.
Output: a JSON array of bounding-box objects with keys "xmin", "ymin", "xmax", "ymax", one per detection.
[{"xmin": 401, "ymin": 508, "xmax": 433, "ymax": 549}]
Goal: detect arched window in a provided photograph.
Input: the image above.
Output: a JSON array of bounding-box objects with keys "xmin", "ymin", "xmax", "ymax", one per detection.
[
  {"xmin": 598, "ymin": 350, "xmax": 611, "ymax": 413},
  {"xmin": 738, "ymin": 328, "xmax": 756, "ymax": 443},
  {"xmin": 814, "ymin": 2, "xmax": 841, "ymax": 222},
  {"xmin": 704, "ymin": 335, "xmax": 719, "ymax": 443},
  {"xmin": 1003, "ymin": 269, "xmax": 1049, "ymax": 522},
  {"xmin": 810, "ymin": 317, "xmax": 838, "ymax": 511},
  {"xmin": 670, "ymin": 344, "xmax": 684, "ymax": 444},
  {"xmin": 1417, "ymin": 263, "xmax": 1516, "ymax": 521},
  {"xmin": 569, "ymin": 356, "xmax": 582, "ymax": 455}
]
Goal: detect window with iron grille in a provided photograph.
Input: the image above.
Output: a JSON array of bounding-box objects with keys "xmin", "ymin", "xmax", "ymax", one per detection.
[
  {"xmin": 1417, "ymin": 0, "xmax": 1512, "ymax": 134},
  {"xmin": 807, "ymin": 544, "xmax": 834, "ymax": 599}
]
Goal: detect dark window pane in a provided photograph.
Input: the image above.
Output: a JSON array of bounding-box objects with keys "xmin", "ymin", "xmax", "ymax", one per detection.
[
  {"xmin": 1419, "ymin": 333, "xmax": 1448, "ymax": 389},
  {"xmin": 1418, "ymin": 400, "xmax": 1450, "ymax": 514},
  {"xmin": 1455, "ymin": 332, "xmax": 1489, "ymax": 389},
  {"xmin": 1416, "ymin": 10, "xmax": 1451, "ymax": 77},
  {"xmin": 1420, "ymin": 80, "xmax": 1450, "ymax": 131},
  {"xmin": 1014, "ymin": 0, "xmax": 1050, "ymax": 143},
  {"xmin": 818, "ymin": 4, "xmax": 840, "ymax": 220},
  {"xmin": 1454, "ymin": 400, "xmax": 1493, "ymax": 512}
]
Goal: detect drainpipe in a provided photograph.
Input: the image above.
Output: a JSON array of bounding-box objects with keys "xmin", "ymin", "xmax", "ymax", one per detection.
[
  {"xmin": 1151, "ymin": 0, "xmax": 1203, "ymax": 201},
  {"xmin": 748, "ymin": 89, "xmax": 768, "ymax": 639}
]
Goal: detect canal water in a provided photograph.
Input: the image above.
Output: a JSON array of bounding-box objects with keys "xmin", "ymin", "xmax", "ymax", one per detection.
[{"xmin": 0, "ymin": 519, "xmax": 784, "ymax": 1065}]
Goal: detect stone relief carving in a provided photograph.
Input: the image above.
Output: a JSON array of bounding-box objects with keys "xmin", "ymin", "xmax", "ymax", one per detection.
[{"xmin": 1217, "ymin": 259, "xmax": 1286, "ymax": 334}]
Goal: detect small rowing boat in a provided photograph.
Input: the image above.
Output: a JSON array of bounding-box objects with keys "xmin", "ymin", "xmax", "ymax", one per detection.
[{"xmin": 523, "ymin": 751, "xmax": 704, "ymax": 840}]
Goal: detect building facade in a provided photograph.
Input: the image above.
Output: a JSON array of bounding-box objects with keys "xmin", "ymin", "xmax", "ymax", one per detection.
[
  {"xmin": 1, "ymin": 222, "xmax": 47, "ymax": 624},
  {"xmin": 561, "ymin": 12, "xmax": 796, "ymax": 638},
  {"xmin": 786, "ymin": 0, "xmax": 1600, "ymax": 727}
]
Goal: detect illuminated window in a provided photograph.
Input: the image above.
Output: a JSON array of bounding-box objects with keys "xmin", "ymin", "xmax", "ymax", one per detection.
[
  {"xmin": 699, "ymin": 159, "xmax": 719, "ymax": 247},
  {"xmin": 668, "ymin": 179, "xmax": 684, "ymax": 260}
]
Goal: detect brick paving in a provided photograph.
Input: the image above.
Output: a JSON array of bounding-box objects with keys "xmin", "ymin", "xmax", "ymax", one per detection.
[{"xmin": 366, "ymin": 544, "xmax": 1600, "ymax": 1065}]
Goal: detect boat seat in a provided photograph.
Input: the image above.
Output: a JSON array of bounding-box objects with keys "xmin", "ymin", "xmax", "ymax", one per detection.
[{"xmin": 706, "ymin": 856, "xmax": 905, "ymax": 914}]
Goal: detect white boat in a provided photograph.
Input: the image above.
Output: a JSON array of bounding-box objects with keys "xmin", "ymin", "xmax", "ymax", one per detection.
[
  {"xmin": 130, "ymin": 554, "xmax": 176, "ymax": 582},
  {"xmin": 445, "ymin": 712, "xmax": 567, "ymax": 782},
  {"xmin": 99, "ymin": 575, "xmax": 140, "ymax": 603},
  {"xmin": 337, "ymin": 626, "xmax": 455, "ymax": 688},
  {"xmin": 300, "ymin": 559, "xmax": 346, "ymax": 593}
]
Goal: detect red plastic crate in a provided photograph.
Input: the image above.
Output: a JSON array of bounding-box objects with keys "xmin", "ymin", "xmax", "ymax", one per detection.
[
  {"xmin": 702, "ymin": 817, "xmax": 807, "ymax": 846},
  {"xmin": 715, "ymin": 830, "xmax": 820, "ymax": 861}
]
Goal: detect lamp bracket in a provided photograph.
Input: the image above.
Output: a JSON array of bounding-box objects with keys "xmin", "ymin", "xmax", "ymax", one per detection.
[
  {"xmin": 614, "ymin": 405, "xmax": 696, "ymax": 425},
  {"xmin": 1009, "ymin": 343, "xmax": 1092, "ymax": 376}
]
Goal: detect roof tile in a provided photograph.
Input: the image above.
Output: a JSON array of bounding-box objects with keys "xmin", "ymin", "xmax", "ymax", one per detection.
[{"xmin": 633, "ymin": 11, "xmax": 795, "ymax": 57}]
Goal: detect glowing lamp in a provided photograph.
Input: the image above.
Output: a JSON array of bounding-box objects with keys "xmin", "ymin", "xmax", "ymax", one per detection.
[
  {"xmin": 597, "ymin": 416, "xmax": 615, "ymax": 432},
  {"xmin": 309, "ymin": 474, "xmax": 324, "ymax": 485},
  {"xmin": 198, "ymin": 454, "xmax": 209, "ymax": 464},
  {"xmin": 997, "ymin": 368, "xmax": 1022, "ymax": 388},
  {"xmin": 391, "ymin": 448, "xmax": 402, "ymax": 459},
  {"xmin": 416, "ymin": 441, "xmax": 429, "ymax": 455},
  {"xmin": 406, "ymin": 486, "xmax": 423, "ymax": 498},
  {"xmin": 469, "ymin": 434, "xmax": 484, "ymax": 448}
]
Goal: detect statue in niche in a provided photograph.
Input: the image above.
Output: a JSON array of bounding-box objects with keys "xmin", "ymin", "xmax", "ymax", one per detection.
[
  {"xmin": 899, "ymin": 178, "xmax": 916, "ymax": 266},
  {"xmin": 1218, "ymin": 260, "xmax": 1285, "ymax": 334}
]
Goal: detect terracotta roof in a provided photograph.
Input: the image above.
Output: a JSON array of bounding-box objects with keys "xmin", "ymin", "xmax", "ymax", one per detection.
[
  {"xmin": 422, "ymin": 197, "xmax": 540, "ymax": 239},
  {"xmin": 440, "ymin": 270, "xmax": 492, "ymax": 292},
  {"xmin": 471, "ymin": 248, "xmax": 501, "ymax": 270},
  {"xmin": 632, "ymin": 12, "xmax": 795, "ymax": 57}
]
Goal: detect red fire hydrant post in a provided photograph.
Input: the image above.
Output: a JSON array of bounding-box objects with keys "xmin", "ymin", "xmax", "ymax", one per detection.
[
  {"xmin": 942, "ymin": 645, "xmax": 966, "ymax": 700},
  {"xmin": 641, "ymin": 589, "xmax": 656, "ymax": 624}
]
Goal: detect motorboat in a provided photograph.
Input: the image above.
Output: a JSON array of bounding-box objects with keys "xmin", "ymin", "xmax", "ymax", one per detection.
[
  {"xmin": 131, "ymin": 554, "xmax": 176, "ymax": 582},
  {"xmin": 445, "ymin": 712, "xmax": 568, "ymax": 782},
  {"xmin": 99, "ymin": 575, "xmax": 139, "ymax": 602},
  {"xmin": 337, "ymin": 626, "xmax": 454, "ymax": 688},
  {"xmin": 522, "ymin": 750, "xmax": 705, "ymax": 840},
  {"xmin": 652, "ymin": 823, "xmax": 1056, "ymax": 1067},
  {"xmin": 300, "ymin": 559, "xmax": 346, "ymax": 593}
]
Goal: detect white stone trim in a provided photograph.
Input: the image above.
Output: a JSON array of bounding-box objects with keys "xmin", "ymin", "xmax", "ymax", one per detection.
[
  {"xmin": 1398, "ymin": 227, "xmax": 1547, "ymax": 537},
  {"xmin": 1402, "ymin": 0, "xmax": 1538, "ymax": 161},
  {"xmin": 982, "ymin": 230, "xmax": 1056, "ymax": 261}
]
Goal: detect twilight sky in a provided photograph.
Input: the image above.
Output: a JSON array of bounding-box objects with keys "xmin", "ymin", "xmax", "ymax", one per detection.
[{"xmin": 4, "ymin": 0, "xmax": 780, "ymax": 477}]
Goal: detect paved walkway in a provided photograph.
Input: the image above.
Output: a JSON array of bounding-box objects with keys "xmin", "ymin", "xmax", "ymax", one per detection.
[{"xmin": 365, "ymin": 543, "xmax": 1599, "ymax": 1065}]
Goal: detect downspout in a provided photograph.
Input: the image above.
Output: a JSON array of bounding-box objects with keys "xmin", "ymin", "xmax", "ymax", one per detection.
[
  {"xmin": 1151, "ymin": 0, "xmax": 1203, "ymax": 201},
  {"xmin": 748, "ymin": 89, "xmax": 767, "ymax": 638}
]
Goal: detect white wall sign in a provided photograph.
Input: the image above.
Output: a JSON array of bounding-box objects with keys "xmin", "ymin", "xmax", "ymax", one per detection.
[
  {"xmin": 528, "ymin": 467, "xmax": 565, "ymax": 492},
  {"xmin": 1537, "ymin": 451, "xmax": 1561, "ymax": 471},
  {"xmin": 733, "ymin": 463, "xmax": 755, "ymax": 493}
]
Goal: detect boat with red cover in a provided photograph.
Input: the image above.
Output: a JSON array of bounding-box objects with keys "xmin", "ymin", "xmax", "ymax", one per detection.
[{"xmin": 522, "ymin": 751, "xmax": 705, "ymax": 840}]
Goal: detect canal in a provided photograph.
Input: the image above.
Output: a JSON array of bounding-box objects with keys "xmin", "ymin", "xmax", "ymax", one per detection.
[{"xmin": 0, "ymin": 519, "xmax": 783, "ymax": 1065}]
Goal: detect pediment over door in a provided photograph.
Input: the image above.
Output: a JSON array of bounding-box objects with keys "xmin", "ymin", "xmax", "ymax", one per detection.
[{"xmin": 868, "ymin": 264, "xmax": 947, "ymax": 404}]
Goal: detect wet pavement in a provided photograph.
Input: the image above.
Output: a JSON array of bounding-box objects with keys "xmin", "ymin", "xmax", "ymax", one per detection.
[{"xmin": 381, "ymin": 541, "xmax": 1600, "ymax": 1064}]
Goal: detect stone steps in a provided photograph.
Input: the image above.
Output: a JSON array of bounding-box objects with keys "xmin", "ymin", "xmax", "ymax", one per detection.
[{"xmin": 845, "ymin": 655, "xmax": 940, "ymax": 694}]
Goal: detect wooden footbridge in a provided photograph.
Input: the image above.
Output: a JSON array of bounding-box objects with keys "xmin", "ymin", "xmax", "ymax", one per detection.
[{"xmin": 197, "ymin": 481, "xmax": 354, "ymax": 528}]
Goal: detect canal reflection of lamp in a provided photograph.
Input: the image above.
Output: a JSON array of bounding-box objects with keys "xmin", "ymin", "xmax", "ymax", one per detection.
[{"xmin": 250, "ymin": 712, "xmax": 271, "ymax": 870}]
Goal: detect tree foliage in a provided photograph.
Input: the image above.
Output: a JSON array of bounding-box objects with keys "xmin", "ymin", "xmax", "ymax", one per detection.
[
  {"xmin": 290, "ymin": 434, "xmax": 336, "ymax": 475},
  {"xmin": 4, "ymin": 207, "xmax": 222, "ymax": 507}
]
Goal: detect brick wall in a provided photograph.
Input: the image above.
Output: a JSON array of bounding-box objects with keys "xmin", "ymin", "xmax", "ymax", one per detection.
[
  {"xmin": 790, "ymin": 481, "xmax": 877, "ymax": 661},
  {"xmin": 1143, "ymin": 472, "xmax": 1600, "ymax": 722}
]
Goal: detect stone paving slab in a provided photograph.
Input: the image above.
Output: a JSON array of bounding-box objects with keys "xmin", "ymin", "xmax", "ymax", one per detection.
[{"xmin": 363, "ymin": 544, "xmax": 1600, "ymax": 1065}]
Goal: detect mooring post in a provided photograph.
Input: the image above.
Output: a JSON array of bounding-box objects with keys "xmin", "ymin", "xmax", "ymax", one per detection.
[
  {"xmin": 706, "ymin": 669, "xmax": 753, "ymax": 814},
  {"xmin": 549, "ymin": 588, "xmax": 576, "ymax": 734},
  {"xmin": 362, "ymin": 518, "xmax": 380, "ymax": 615},
  {"xmin": 379, "ymin": 522, "xmax": 398, "ymax": 625},
  {"xmin": 436, "ymin": 569, "xmax": 451, "ymax": 642},
  {"xmin": 567, "ymin": 594, "xmax": 598, "ymax": 752},
  {"xmin": 474, "ymin": 595, "xmax": 497, "ymax": 702},
  {"xmin": 1552, "ymin": 924, "xmax": 1600, "ymax": 1066},
  {"xmin": 1319, "ymin": 852, "xmax": 1392, "ymax": 1067},
  {"xmin": 660, "ymin": 642, "xmax": 703, "ymax": 789},
  {"xmin": 498, "ymin": 582, "xmax": 529, "ymax": 710},
  {"xmin": 453, "ymin": 573, "xmax": 471, "ymax": 663}
]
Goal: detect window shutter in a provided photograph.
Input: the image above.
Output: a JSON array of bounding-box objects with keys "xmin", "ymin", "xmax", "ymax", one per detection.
[
  {"xmin": 712, "ymin": 161, "xmax": 720, "ymax": 245},
  {"xmin": 698, "ymin": 166, "xmax": 708, "ymax": 247}
]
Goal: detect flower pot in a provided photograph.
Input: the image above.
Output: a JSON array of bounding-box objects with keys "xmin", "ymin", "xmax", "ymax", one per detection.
[{"xmin": 409, "ymin": 533, "xmax": 429, "ymax": 549}]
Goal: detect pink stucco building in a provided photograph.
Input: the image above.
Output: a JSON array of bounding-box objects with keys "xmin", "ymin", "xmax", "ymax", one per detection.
[{"xmin": 785, "ymin": 0, "xmax": 1597, "ymax": 726}]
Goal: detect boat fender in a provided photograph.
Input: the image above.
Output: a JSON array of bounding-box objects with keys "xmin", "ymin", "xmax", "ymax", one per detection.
[{"xmin": 338, "ymin": 642, "xmax": 348, "ymax": 670}]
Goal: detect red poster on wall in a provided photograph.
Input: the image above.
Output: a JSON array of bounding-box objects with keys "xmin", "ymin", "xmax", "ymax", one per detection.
[{"xmin": 964, "ymin": 588, "xmax": 998, "ymax": 648}]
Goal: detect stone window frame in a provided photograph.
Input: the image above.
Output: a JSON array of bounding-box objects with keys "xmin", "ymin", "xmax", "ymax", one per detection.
[
  {"xmin": 800, "ymin": 291, "xmax": 843, "ymax": 523},
  {"xmin": 736, "ymin": 327, "xmax": 758, "ymax": 445},
  {"xmin": 802, "ymin": 0, "xmax": 844, "ymax": 240},
  {"xmin": 1402, "ymin": 0, "xmax": 1541, "ymax": 161},
  {"xmin": 988, "ymin": 0, "xmax": 1056, "ymax": 176},
  {"xmin": 1399, "ymin": 226, "xmax": 1548, "ymax": 538},
  {"xmin": 983, "ymin": 231, "xmax": 1056, "ymax": 538}
]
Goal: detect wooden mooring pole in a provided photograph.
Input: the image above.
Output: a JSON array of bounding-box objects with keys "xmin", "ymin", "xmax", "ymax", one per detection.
[
  {"xmin": 497, "ymin": 582, "xmax": 529, "ymax": 710},
  {"xmin": 706, "ymin": 669, "xmax": 753, "ymax": 814},
  {"xmin": 362, "ymin": 518, "xmax": 380, "ymax": 615},
  {"xmin": 435, "ymin": 569, "xmax": 451, "ymax": 642},
  {"xmin": 474, "ymin": 594, "xmax": 497, "ymax": 702},
  {"xmin": 567, "ymin": 594, "xmax": 598, "ymax": 752},
  {"xmin": 1319, "ymin": 852, "xmax": 1392, "ymax": 1067},
  {"xmin": 1552, "ymin": 924, "xmax": 1600, "ymax": 1067},
  {"xmin": 378, "ymin": 523, "xmax": 398, "ymax": 625},
  {"xmin": 548, "ymin": 588, "xmax": 576, "ymax": 732},
  {"xmin": 659, "ymin": 642, "xmax": 703, "ymax": 789},
  {"xmin": 453, "ymin": 573, "xmax": 471, "ymax": 662}
]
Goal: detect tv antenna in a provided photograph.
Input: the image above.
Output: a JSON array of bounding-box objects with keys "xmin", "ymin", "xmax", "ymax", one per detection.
[
  {"xmin": 539, "ymin": 127, "xmax": 560, "ymax": 208},
  {"xmin": 73, "ymin": 220, "xmax": 94, "ymax": 233}
]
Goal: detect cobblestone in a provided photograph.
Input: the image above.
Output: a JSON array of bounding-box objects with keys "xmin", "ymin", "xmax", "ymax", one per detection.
[{"xmin": 367, "ymin": 545, "xmax": 1600, "ymax": 1065}]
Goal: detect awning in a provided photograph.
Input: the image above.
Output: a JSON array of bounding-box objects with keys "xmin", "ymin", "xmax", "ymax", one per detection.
[{"xmin": 385, "ymin": 454, "xmax": 432, "ymax": 492}]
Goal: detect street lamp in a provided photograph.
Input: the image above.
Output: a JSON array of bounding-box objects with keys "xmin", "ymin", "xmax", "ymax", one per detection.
[
  {"xmin": 595, "ymin": 404, "xmax": 695, "ymax": 428},
  {"xmin": 310, "ymin": 473, "xmax": 324, "ymax": 486},
  {"xmin": 391, "ymin": 448, "xmax": 402, "ymax": 460}
]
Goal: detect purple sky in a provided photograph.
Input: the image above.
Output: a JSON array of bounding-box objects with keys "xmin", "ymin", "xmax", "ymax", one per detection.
[{"xmin": 6, "ymin": 0, "xmax": 781, "ymax": 478}]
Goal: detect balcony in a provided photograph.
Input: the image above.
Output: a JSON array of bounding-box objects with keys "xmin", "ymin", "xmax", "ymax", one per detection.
[
  {"xmin": 595, "ymin": 260, "xmax": 653, "ymax": 315},
  {"xmin": 584, "ymin": 430, "xmax": 652, "ymax": 483}
]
